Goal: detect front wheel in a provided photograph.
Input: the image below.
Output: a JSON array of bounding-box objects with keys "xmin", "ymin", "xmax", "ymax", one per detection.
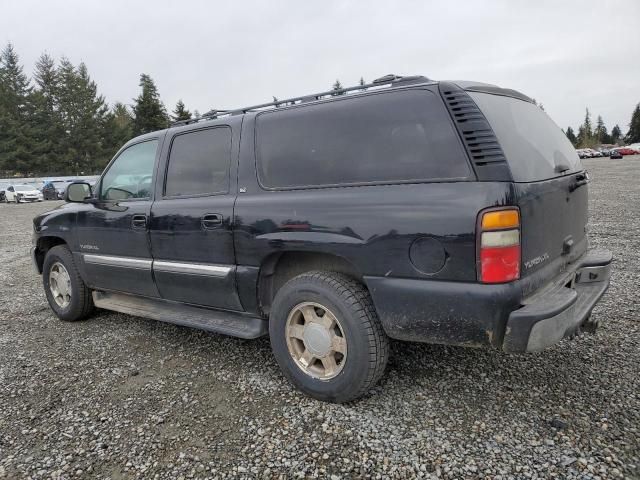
[
  {"xmin": 43, "ymin": 245, "xmax": 94, "ymax": 321},
  {"xmin": 269, "ymin": 271, "xmax": 389, "ymax": 403}
]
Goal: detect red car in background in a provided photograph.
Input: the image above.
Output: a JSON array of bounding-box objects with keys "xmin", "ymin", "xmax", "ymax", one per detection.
[{"xmin": 613, "ymin": 147, "xmax": 639, "ymax": 155}]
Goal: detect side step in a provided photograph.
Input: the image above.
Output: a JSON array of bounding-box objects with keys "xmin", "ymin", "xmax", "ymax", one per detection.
[{"xmin": 92, "ymin": 291, "xmax": 268, "ymax": 339}]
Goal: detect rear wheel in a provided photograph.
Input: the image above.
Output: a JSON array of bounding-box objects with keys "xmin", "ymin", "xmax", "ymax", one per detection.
[
  {"xmin": 269, "ymin": 271, "xmax": 389, "ymax": 403},
  {"xmin": 43, "ymin": 245, "xmax": 94, "ymax": 321}
]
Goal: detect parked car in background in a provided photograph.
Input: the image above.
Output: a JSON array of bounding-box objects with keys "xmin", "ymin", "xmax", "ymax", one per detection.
[
  {"xmin": 4, "ymin": 184, "xmax": 44, "ymax": 203},
  {"xmin": 0, "ymin": 183, "xmax": 8, "ymax": 202},
  {"xmin": 42, "ymin": 180, "xmax": 70, "ymax": 200},
  {"xmin": 29, "ymin": 181, "xmax": 44, "ymax": 191},
  {"xmin": 610, "ymin": 149, "xmax": 623, "ymax": 159},
  {"xmin": 586, "ymin": 148, "xmax": 603, "ymax": 157},
  {"xmin": 626, "ymin": 143, "xmax": 640, "ymax": 152},
  {"xmin": 613, "ymin": 147, "xmax": 639, "ymax": 156}
]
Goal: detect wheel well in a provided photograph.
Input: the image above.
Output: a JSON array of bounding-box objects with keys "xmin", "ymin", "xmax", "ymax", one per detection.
[
  {"xmin": 258, "ymin": 251, "xmax": 362, "ymax": 316},
  {"xmin": 35, "ymin": 237, "xmax": 67, "ymax": 273}
]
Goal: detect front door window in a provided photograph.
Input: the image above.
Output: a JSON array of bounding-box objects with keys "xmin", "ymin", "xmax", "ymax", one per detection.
[{"xmin": 100, "ymin": 140, "xmax": 158, "ymax": 201}]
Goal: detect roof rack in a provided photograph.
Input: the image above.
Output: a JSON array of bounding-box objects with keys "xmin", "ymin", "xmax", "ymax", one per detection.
[{"xmin": 169, "ymin": 74, "xmax": 431, "ymax": 127}]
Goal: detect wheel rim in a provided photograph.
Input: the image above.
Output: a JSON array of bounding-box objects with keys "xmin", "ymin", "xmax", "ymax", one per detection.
[
  {"xmin": 49, "ymin": 262, "xmax": 72, "ymax": 308},
  {"xmin": 285, "ymin": 302, "xmax": 347, "ymax": 380}
]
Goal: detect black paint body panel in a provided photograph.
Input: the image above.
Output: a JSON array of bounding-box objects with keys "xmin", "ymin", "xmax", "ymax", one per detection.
[{"xmin": 31, "ymin": 80, "xmax": 611, "ymax": 351}]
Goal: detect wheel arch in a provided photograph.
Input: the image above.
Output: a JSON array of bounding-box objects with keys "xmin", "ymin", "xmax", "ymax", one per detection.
[
  {"xmin": 34, "ymin": 236, "xmax": 68, "ymax": 273},
  {"xmin": 257, "ymin": 251, "xmax": 364, "ymax": 316}
]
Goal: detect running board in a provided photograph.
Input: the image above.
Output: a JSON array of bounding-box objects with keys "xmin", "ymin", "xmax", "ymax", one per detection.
[{"xmin": 92, "ymin": 291, "xmax": 268, "ymax": 339}]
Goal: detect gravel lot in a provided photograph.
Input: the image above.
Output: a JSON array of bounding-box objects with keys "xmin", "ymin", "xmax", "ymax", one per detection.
[{"xmin": 0, "ymin": 156, "xmax": 638, "ymax": 480}]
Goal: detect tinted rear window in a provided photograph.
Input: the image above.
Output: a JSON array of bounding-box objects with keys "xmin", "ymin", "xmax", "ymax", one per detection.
[
  {"xmin": 469, "ymin": 92, "xmax": 583, "ymax": 182},
  {"xmin": 256, "ymin": 90, "xmax": 470, "ymax": 189},
  {"xmin": 165, "ymin": 127, "xmax": 231, "ymax": 197}
]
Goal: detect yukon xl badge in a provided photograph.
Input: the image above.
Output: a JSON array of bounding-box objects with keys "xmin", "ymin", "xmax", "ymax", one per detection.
[
  {"xmin": 80, "ymin": 244, "xmax": 100, "ymax": 251},
  {"xmin": 524, "ymin": 252, "xmax": 549, "ymax": 269}
]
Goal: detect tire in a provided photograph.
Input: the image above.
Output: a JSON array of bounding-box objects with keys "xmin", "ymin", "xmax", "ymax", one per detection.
[
  {"xmin": 43, "ymin": 245, "xmax": 94, "ymax": 322},
  {"xmin": 269, "ymin": 271, "xmax": 389, "ymax": 403}
]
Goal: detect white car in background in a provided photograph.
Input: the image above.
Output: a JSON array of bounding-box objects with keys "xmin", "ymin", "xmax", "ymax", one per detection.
[{"xmin": 4, "ymin": 184, "xmax": 44, "ymax": 203}]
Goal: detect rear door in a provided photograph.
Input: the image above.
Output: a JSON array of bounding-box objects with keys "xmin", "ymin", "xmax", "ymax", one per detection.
[
  {"xmin": 469, "ymin": 92, "xmax": 588, "ymax": 293},
  {"xmin": 148, "ymin": 120, "xmax": 243, "ymax": 311}
]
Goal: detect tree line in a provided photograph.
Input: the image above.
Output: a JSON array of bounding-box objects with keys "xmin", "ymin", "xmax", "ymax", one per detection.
[
  {"xmin": 564, "ymin": 107, "xmax": 640, "ymax": 149},
  {"xmin": 2, "ymin": 40, "xmax": 639, "ymax": 177},
  {"xmin": 0, "ymin": 43, "xmax": 191, "ymax": 177}
]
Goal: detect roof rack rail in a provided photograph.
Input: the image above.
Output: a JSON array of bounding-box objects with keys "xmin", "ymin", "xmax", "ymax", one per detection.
[{"xmin": 169, "ymin": 74, "xmax": 431, "ymax": 127}]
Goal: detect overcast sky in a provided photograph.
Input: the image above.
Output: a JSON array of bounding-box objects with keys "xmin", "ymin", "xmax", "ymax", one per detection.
[{"xmin": 2, "ymin": 0, "xmax": 639, "ymax": 132}]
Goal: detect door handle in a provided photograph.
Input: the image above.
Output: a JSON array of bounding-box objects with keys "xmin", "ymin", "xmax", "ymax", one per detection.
[
  {"xmin": 201, "ymin": 213, "xmax": 223, "ymax": 230},
  {"xmin": 131, "ymin": 214, "xmax": 147, "ymax": 229}
]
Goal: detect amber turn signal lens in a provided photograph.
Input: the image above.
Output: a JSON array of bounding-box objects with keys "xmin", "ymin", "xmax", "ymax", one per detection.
[{"xmin": 481, "ymin": 209, "xmax": 520, "ymax": 230}]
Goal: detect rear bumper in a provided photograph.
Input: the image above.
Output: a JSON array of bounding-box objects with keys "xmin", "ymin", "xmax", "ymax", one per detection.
[
  {"xmin": 502, "ymin": 249, "xmax": 612, "ymax": 352},
  {"xmin": 365, "ymin": 249, "xmax": 612, "ymax": 351}
]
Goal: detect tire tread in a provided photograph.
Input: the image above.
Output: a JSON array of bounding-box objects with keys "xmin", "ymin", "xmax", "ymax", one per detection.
[
  {"xmin": 277, "ymin": 271, "xmax": 389, "ymax": 402},
  {"xmin": 44, "ymin": 245, "xmax": 94, "ymax": 321}
]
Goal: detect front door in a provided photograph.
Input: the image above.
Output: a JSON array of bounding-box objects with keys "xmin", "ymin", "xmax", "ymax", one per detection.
[
  {"xmin": 76, "ymin": 137, "xmax": 162, "ymax": 298},
  {"xmin": 149, "ymin": 124, "xmax": 242, "ymax": 311}
]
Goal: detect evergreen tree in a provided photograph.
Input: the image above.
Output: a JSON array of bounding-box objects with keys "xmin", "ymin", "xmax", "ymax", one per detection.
[
  {"xmin": 0, "ymin": 43, "xmax": 35, "ymax": 175},
  {"xmin": 594, "ymin": 115, "xmax": 610, "ymax": 144},
  {"xmin": 31, "ymin": 53, "xmax": 63, "ymax": 173},
  {"xmin": 625, "ymin": 104, "xmax": 640, "ymax": 144},
  {"xmin": 576, "ymin": 108, "xmax": 595, "ymax": 147},
  {"xmin": 132, "ymin": 74, "xmax": 168, "ymax": 135},
  {"xmin": 56, "ymin": 59, "xmax": 109, "ymax": 174},
  {"xmin": 171, "ymin": 99, "xmax": 192, "ymax": 122},
  {"xmin": 332, "ymin": 79, "xmax": 344, "ymax": 96},
  {"xmin": 611, "ymin": 124, "xmax": 622, "ymax": 144},
  {"xmin": 359, "ymin": 77, "xmax": 367, "ymax": 91},
  {"xmin": 565, "ymin": 126, "xmax": 578, "ymax": 146},
  {"xmin": 102, "ymin": 102, "xmax": 133, "ymax": 162}
]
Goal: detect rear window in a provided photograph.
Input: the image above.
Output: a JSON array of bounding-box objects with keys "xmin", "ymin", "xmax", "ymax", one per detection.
[
  {"xmin": 256, "ymin": 90, "xmax": 470, "ymax": 189},
  {"xmin": 469, "ymin": 92, "xmax": 583, "ymax": 182}
]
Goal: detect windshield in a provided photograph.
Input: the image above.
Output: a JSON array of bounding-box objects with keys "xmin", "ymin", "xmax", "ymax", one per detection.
[
  {"xmin": 14, "ymin": 185, "xmax": 34, "ymax": 192},
  {"xmin": 53, "ymin": 182, "xmax": 68, "ymax": 188},
  {"xmin": 469, "ymin": 92, "xmax": 583, "ymax": 182}
]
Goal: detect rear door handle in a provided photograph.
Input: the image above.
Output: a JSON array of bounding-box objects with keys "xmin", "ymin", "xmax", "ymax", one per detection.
[
  {"xmin": 132, "ymin": 214, "xmax": 147, "ymax": 229},
  {"xmin": 201, "ymin": 213, "xmax": 223, "ymax": 229}
]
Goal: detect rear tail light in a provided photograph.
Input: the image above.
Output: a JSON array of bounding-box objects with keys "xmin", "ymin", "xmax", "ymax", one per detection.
[{"xmin": 478, "ymin": 208, "xmax": 520, "ymax": 283}]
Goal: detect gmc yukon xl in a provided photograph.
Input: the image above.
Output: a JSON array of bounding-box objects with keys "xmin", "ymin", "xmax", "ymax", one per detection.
[{"xmin": 31, "ymin": 75, "xmax": 612, "ymax": 402}]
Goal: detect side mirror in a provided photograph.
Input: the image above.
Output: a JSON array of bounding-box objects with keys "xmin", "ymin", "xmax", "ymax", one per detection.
[{"xmin": 66, "ymin": 182, "xmax": 92, "ymax": 203}]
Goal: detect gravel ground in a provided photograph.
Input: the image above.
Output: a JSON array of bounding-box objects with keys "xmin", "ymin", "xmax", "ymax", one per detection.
[{"xmin": 0, "ymin": 156, "xmax": 638, "ymax": 480}]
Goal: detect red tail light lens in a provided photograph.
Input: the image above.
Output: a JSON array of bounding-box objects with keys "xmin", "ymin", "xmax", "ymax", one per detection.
[{"xmin": 478, "ymin": 209, "xmax": 521, "ymax": 283}]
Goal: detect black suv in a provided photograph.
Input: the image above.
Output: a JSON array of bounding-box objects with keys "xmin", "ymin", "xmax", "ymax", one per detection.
[{"xmin": 32, "ymin": 75, "xmax": 612, "ymax": 402}]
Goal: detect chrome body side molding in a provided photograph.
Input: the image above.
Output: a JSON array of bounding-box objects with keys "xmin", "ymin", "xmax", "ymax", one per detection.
[
  {"xmin": 82, "ymin": 254, "xmax": 232, "ymax": 277},
  {"xmin": 83, "ymin": 254, "xmax": 152, "ymax": 270},
  {"xmin": 153, "ymin": 260, "xmax": 232, "ymax": 277}
]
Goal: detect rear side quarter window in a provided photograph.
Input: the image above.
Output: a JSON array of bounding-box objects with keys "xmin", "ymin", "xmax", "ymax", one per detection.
[
  {"xmin": 468, "ymin": 92, "xmax": 583, "ymax": 182},
  {"xmin": 255, "ymin": 90, "xmax": 471, "ymax": 189}
]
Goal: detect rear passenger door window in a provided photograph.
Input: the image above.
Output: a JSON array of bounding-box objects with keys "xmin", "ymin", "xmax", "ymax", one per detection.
[
  {"xmin": 164, "ymin": 127, "xmax": 232, "ymax": 197},
  {"xmin": 255, "ymin": 90, "xmax": 470, "ymax": 189}
]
